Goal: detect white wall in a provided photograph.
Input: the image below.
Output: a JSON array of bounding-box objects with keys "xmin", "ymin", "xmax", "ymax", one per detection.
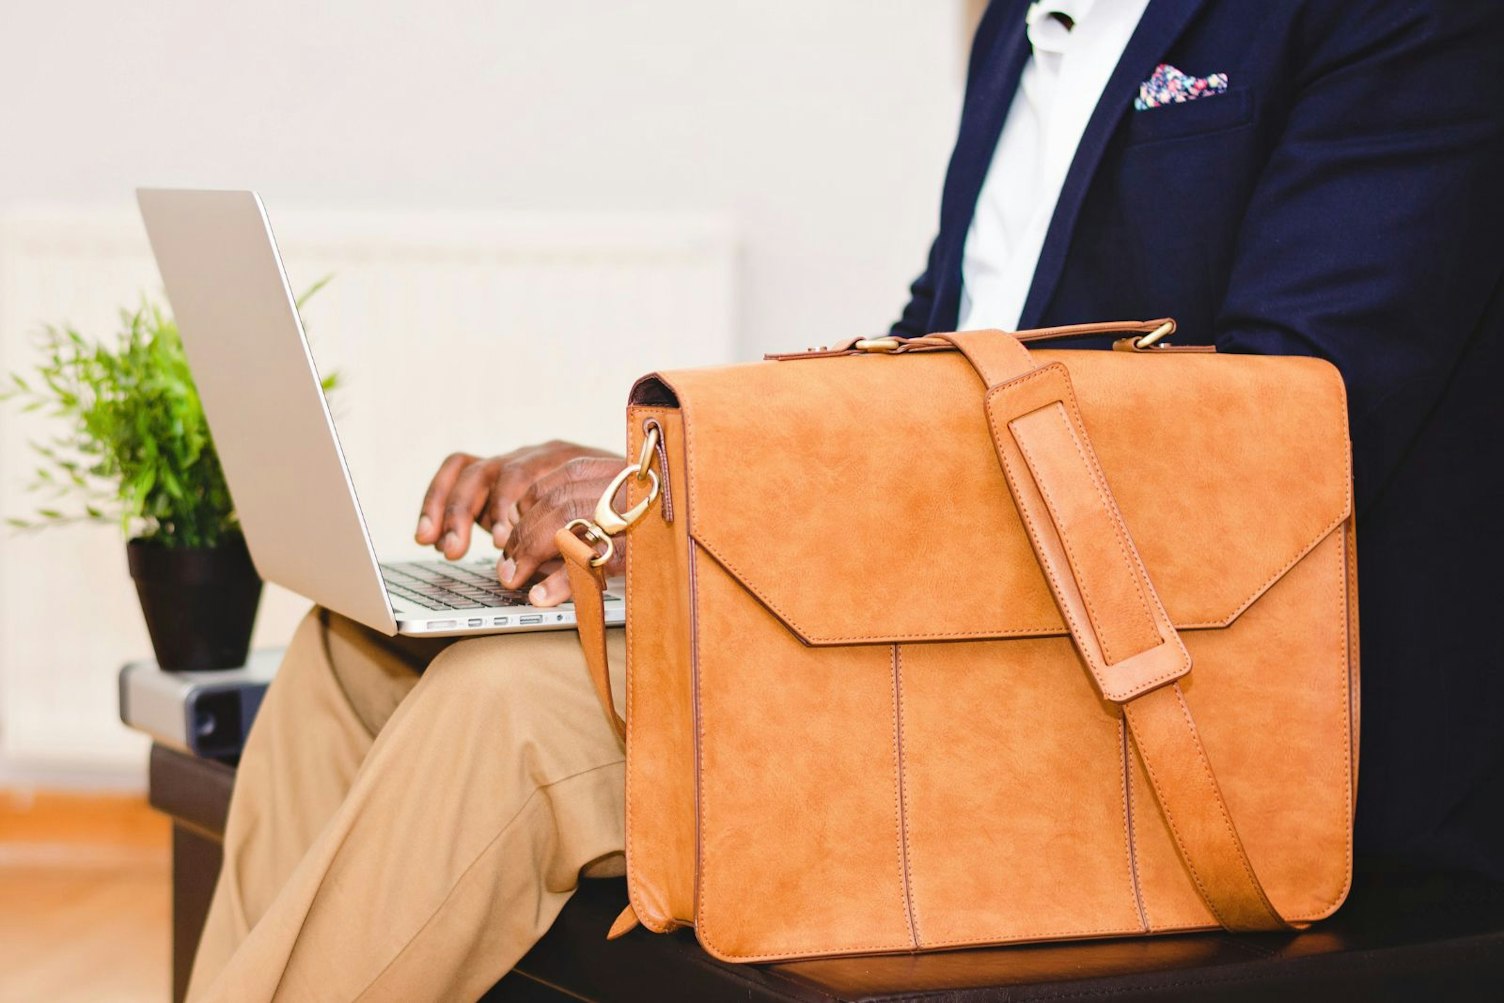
[
  {"xmin": 0, "ymin": 0, "xmax": 967, "ymax": 783},
  {"xmin": 0, "ymin": 0, "xmax": 966, "ymax": 353},
  {"xmin": 0, "ymin": 205, "xmax": 740, "ymax": 780}
]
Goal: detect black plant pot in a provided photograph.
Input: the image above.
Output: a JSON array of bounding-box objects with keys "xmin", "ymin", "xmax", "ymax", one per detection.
[{"xmin": 127, "ymin": 534, "xmax": 263, "ymax": 671}]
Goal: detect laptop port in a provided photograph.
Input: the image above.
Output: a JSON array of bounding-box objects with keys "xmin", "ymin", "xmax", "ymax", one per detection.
[
  {"xmin": 519, "ymin": 614, "xmax": 543, "ymax": 625},
  {"xmin": 467, "ymin": 618, "xmax": 483, "ymax": 627}
]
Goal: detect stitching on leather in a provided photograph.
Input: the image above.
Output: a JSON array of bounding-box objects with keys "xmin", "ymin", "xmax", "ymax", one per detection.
[
  {"xmin": 1051, "ymin": 381, "xmax": 1192, "ymax": 692},
  {"xmin": 684, "ymin": 416, "xmax": 717, "ymax": 933},
  {"xmin": 1283, "ymin": 524, "xmax": 1354, "ymax": 921},
  {"xmin": 624, "ymin": 411, "xmax": 642, "ymax": 912},
  {"xmin": 688, "ymin": 552, "xmax": 920, "ymax": 960},
  {"xmin": 1238, "ymin": 532, "xmax": 1354, "ymax": 923},
  {"xmin": 980, "ymin": 371, "xmax": 1100, "ymax": 671},
  {"xmin": 985, "ymin": 372, "xmax": 1187, "ymax": 700},
  {"xmin": 682, "ymin": 392, "xmax": 736, "ymax": 945},
  {"xmin": 704, "ymin": 919, "xmax": 1153, "ymax": 961},
  {"xmin": 1321, "ymin": 523, "xmax": 1356, "ymax": 915},
  {"xmin": 690, "ymin": 543, "xmax": 719, "ymax": 948},
  {"xmin": 676, "ymin": 360, "xmax": 1355, "ymax": 950},
  {"xmin": 684, "ymin": 356, "xmax": 1353, "ymax": 641},
  {"xmin": 1180, "ymin": 372, "xmax": 1354, "ymax": 630},
  {"xmin": 683, "ymin": 354, "xmax": 1058, "ymax": 644},
  {"xmin": 1050, "ymin": 402, "xmax": 1161, "ymax": 656},
  {"xmin": 984, "ymin": 370, "xmax": 1104, "ymax": 685},
  {"xmin": 991, "ymin": 425, "xmax": 1097, "ymax": 678},
  {"xmin": 1012, "ymin": 404, "xmax": 1156, "ymax": 665},
  {"xmin": 908, "ymin": 919, "xmax": 1148, "ymax": 950},
  {"xmin": 1123, "ymin": 700, "xmax": 1233, "ymax": 929},
  {"xmin": 1186, "ymin": 511, "xmax": 1350, "ymax": 630},
  {"xmin": 642, "ymin": 416, "xmax": 673, "ymax": 522},
  {"xmin": 1167, "ymin": 685, "xmax": 1283, "ymax": 925},
  {"xmin": 1159, "ymin": 531, "xmax": 1353, "ymax": 925},
  {"xmin": 1120, "ymin": 717, "xmax": 1150, "ymax": 932},
  {"xmin": 691, "ymin": 522, "xmax": 1340, "ymax": 643},
  {"xmin": 892, "ymin": 644, "xmax": 920, "ymax": 948},
  {"xmin": 691, "ymin": 535, "xmax": 1062, "ymax": 641},
  {"xmin": 1014, "ymin": 413, "xmax": 1124, "ymax": 665},
  {"xmin": 685, "ymin": 543, "xmax": 704, "ymax": 929},
  {"xmin": 623, "ymin": 407, "xmax": 688, "ymax": 931}
]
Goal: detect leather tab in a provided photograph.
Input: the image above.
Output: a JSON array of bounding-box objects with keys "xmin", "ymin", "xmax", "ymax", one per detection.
[
  {"xmin": 937, "ymin": 328, "xmax": 1036, "ymax": 386},
  {"xmin": 557, "ymin": 529, "xmax": 626, "ymax": 742},
  {"xmin": 1124, "ymin": 685, "xmax": 1292, "ymax": 932},
  {"xmin": 607, "ymin": 903, "xmax": 642, "ymax": 940}
]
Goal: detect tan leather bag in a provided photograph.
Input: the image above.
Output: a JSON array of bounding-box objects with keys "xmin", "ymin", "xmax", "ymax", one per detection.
[{"xmin": 559, "ymin": 319, "xmax": 1358, "ymax": 963}]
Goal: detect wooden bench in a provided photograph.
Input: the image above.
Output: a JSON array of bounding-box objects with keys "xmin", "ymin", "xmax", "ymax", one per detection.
[{"xmin": 149, "ymin": 744, "xmax": 1504, "ymax": 1002}]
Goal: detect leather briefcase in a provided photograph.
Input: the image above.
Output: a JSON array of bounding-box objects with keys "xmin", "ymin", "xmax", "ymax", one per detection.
[{"xmin": 560, "ymin": 319, "xmax": 1358, "ymax": 962}]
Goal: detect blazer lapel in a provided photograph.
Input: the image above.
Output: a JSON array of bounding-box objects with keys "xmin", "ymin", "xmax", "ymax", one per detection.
[{"xmin": 1015, "ymin": 0, "xmax": 1212, "ymax": 329}]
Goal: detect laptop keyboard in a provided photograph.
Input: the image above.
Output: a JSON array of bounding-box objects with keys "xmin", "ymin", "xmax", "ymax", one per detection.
[{"xmin": 380, "ymin": 561, "xmax": 531, "ymax": 611}]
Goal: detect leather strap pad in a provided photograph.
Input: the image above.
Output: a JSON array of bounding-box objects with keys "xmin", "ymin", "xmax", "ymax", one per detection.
[{"xmin": 986, "ymin": 362, "xmax": 1191, "ymax": 703}]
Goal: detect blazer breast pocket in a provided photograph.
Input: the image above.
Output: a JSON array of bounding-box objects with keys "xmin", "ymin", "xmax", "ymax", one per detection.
[{"xmin": 1121, "ymin": 87, "xmax": 1253, "ymax": 147}]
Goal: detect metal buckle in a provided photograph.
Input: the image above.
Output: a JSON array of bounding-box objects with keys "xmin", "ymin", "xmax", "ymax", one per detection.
[
  {"xmin": 566, "ymin": 425, "xmax": 663, "ymax": 567},
  {"xmin": 854, "ymin": 337, "xmax": 903, "ymax": 353},
  {"xmin": 1133, "ymin": 320, "xmax": 1176, "ymax": 350}
]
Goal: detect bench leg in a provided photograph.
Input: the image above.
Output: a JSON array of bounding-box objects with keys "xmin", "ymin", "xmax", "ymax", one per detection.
[{"xmin": 171, "ymin": 824, "xmax": 223, "ymax": 1003}]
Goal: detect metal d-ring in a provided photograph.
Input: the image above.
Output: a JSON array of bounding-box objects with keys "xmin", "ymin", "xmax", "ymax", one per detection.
[{"xmin": 564, "ymin": 517, "xmax": 615, "ymax": 568}]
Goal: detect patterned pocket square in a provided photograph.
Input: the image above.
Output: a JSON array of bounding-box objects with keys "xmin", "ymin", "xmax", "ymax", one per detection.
[{"xmin": 1135, "ymin": 63, "xmax": 1229, "ymax": 111}]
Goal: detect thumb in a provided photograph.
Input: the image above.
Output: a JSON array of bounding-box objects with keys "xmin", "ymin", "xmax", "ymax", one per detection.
[{"xmin": 526, "ymin": 566, "xmax": 573, "ymax": 608}]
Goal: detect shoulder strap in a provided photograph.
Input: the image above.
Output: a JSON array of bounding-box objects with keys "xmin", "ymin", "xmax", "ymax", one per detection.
[
  {"xmin": 941, "ymin": 329, "xmax": 1294, "ymax": 932},
  {"xmin": 558, "ymin": 530, "xmax": 626, "ymax": 742}
]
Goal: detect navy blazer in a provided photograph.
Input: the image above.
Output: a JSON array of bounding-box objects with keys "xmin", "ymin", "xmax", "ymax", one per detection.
[{"xmin": 896, "ymin": 0, "xmax": 1504, "ymax": 879}]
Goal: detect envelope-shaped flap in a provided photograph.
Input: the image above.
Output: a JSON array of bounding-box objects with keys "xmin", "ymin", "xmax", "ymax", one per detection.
[{"xmin": 634, "ymin": 346, "xmax": 1351, "ymax": 645}]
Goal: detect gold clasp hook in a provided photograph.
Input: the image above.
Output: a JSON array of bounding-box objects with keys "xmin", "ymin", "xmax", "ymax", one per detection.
[
  {"xmin": 564, "ymin": 425, "xmax": 662, "ymax": 567},
  {"xmin": 591, "ymin": 466, "xmax": 660, "ymax": 536}
]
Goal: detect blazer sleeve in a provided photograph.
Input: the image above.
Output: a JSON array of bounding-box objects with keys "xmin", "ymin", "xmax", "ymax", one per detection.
[
  {"xmin": 891, "ymin": 235, "xmax": 943, "ymax": 339},
  {"xmin": 1212, "ymin": 0, "xmax": 1504, "ymax": 511}
]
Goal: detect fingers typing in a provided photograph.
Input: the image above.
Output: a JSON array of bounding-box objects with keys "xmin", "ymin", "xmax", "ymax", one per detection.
[
  {"xmin": 416, "ymin": 453, "xmax": 477, "ymax": 545},
  {"xmin": 417, "ymin": 440, "xmax": 626, "ymax": 570}
]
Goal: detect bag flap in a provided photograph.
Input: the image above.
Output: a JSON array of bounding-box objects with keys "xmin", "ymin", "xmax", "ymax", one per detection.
[{"xmin": 635, "ymin": 345, "xmax": 1351, "ymax": 646}]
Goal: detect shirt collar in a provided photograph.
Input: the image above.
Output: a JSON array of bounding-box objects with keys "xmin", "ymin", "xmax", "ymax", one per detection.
[{"xmin": 1026, "ymin": 0, "xmax": 1097, "ymax": 55}]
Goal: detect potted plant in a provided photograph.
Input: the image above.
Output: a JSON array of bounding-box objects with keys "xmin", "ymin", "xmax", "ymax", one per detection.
[{"xmin": 2, "ymin": 292, "xmax": 335, "ymax": 670}]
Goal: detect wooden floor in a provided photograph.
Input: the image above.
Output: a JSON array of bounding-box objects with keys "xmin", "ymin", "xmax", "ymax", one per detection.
[{"xmin": 0, "ymin": 789, "xmax": 171, "ymax": 1003}]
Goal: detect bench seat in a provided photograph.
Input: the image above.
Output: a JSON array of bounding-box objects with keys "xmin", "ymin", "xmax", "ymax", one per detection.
[{"xmin": 148, "ymin": 743, "xmax": 1504, "ymax": 1002}]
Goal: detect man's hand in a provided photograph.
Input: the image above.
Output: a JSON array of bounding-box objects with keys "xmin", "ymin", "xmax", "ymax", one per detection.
[
  {"xmin": 415, "ymin": 442, "xmax": 624, "ymax": 604},
  {"xmin": 498, "ymin": 455, "xmax": 627, "ymax": 605}
]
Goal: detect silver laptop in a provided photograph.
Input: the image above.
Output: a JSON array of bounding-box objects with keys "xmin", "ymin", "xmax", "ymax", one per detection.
[{"xmin": 136, "ymin": 188, "xmax": 625, "ymax": 637}]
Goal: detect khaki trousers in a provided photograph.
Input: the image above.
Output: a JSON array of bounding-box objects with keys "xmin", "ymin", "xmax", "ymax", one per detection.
[{"xmin": 188, "ymin": 608, "xmax": 627, "ymax": 1002}]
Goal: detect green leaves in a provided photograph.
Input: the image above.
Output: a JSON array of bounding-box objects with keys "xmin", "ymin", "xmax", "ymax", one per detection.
[
  {"xmin": 296, "ymin": 273, "xmax": 334, "ymax": 309},
  {"xmin": 2, "ymin": 282, "xmax": 335, "ymax": 548}
]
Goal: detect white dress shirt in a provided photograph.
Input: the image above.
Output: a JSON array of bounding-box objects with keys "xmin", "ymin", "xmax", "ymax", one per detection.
[{"xmin": 957, "ymin": 0, "xmax": 1151, "ymax": 331}]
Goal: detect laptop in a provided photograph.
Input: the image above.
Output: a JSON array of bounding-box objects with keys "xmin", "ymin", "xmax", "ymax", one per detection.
[{"xmin": 136, "ymin": 188, "xmax": 626, "ymax": 637}]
